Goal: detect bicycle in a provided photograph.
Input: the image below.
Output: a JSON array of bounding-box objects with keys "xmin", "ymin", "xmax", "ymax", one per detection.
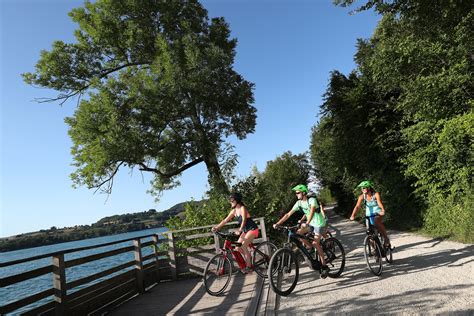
[
  {"xmin": 267, "ymin": 224, "xmax": 345, "ymax": 296},
  {"xmin": 203, "ymin": 230, "xmax": 277, "ymax": 296},
  {"xmin": 363, "ymin": 215, "xmax": 393, "ymax": 276}
]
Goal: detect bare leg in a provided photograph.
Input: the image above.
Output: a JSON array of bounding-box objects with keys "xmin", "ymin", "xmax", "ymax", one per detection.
[
  {"xmin": 374, "ymin": 216, "xmax": 390, "ymax": 245},
  {"xmin": 238, "ymin": 231, "xmax": 257, "ymax": 268},
  {"xmin": 312, "ymin": 234, "xmax": 326, "ymax": 266},
  {"xmin": 297, "ymin": 226, "xmax": 312, "ymax": 250}
]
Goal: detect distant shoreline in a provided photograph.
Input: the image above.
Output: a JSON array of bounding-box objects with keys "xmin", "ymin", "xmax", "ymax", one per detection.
[
  {"xmin": 0, "ymin": 201, "xmax": 200, "ymax": 252},
  {"xmin": 0, "ymin": 224, "xmax": 167, "ymax": 253}
]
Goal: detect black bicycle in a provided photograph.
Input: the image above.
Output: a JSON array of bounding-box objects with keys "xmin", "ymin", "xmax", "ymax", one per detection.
[
  {"xmin": 363, "ymin": 215, "xmax": 393, "ymax": 276},
  {"xmin": 267, "ymin": 224, "xmax": 345, "ymax": 296}
]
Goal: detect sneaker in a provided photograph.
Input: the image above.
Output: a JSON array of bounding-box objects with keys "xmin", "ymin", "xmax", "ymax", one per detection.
[{"xmin": 320, "ymin": 265, "xmax": 330, "ymax": 279}]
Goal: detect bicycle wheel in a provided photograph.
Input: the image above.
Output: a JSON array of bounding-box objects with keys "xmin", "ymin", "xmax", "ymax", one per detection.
[
  {"xmin": 252, "ymin": 241, "xmax": 277, "ymax": 278},
  {"xmin": 325, "ymin": 230, "xmax": 333, "ymax": 239},
  {"xmin": 322, "ymin": 237, "xmax": 345, "ymax": 278},
  {"xmin": 379, "ymin": 234, "xmax": 393, "ymax": 264},
  {"xmin": 203, "ymin": 253, "xmax": 232, "ymax": 296},
  {"xmin": 363, "ymin": 236, "xmax": 383, "ymax": 276},
  {"xmin": 268, "ymin": 248, "xmax": 299, "ymax": 296}
]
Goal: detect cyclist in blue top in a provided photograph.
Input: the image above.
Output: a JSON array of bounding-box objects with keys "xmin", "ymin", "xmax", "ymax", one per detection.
[
  {"xmin": 273, "ymin": 184, "xmax": 330, "ymax": 276},
  {"xmin": 350, "ymin": 180, "xmax": 390, "ymax": 247}
]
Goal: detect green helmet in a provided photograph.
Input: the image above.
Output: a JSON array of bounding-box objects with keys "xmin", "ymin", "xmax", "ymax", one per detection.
[
  {"xmin": 357, "ymin": 180, "xmax": 374, "ymax": 189},
  {"xmin": 291, "ymin": 184, "xmax": 308, "ymax": 193}
]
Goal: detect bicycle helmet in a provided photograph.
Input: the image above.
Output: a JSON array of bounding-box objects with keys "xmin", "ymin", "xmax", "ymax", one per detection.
[
  {"xmin": 229, "ymin": 192, "xmax": 243, "ymax": 203},
  {"xmin": 291, "ymin": 184, "xmax": 308, "ymax": 193},
  {"xmin": 357, "ymin": 180, "xmax": 374, "ymax": 189}
]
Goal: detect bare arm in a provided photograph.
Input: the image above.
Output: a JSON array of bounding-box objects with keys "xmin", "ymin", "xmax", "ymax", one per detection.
[
  {"xmin": 320, "ymin": 204, "xmax": 327, "ymax": 219},
  {"xmin": 375, "ymin": 192, "xmax": 386, "ymax": 216},
  {"xmin": 274, "ymin": 209, "xmax": 296, "ymax": 228},
  {"xmin": 213, "ymin": 210, "xmax": 235, "ymax": 231},
  {"xmin": 306, "ymin": 205, "xmax": 315, "ymax": 225},
  {"xmin": 350, "ymin": 195, "xmax": 364, "ymax": 220}
]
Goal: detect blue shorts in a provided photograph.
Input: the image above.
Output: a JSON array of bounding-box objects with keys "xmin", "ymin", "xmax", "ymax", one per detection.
[
  {"xmin": 309, "ymin": 224, "xmax": 327, "ymax": 236},
  {"xmin": 366, "ymin": 213, "xmax": 381, "ymax": 225}
]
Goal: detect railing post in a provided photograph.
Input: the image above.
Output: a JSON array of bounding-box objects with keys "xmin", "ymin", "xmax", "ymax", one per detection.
[
  {"xmin": 52, "ymin": 253, "xmax": 67, "ymax": 316},
  {"xmin": 133, "ymin": 239, "xmax": 145, "ymax": 294},
  {"xmin": 152, "ymin": 234, "xmax": 161, "ymax": 284},
  {"xmin": 259, "ymin": 218, "xmax": 268, "ymax": 242},
  {"xmin": 167, "ymin": 232, "xmax": 178, "ymax": 280},
  {"xmin": 213, "ymin": 233, "xmax": 220, "ymax": 253}
]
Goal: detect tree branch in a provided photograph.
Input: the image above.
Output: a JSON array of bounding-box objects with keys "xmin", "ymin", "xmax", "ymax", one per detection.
[
  {"xmin": 138, "ymin": 157, "xmax": 204, "ymax": 178},
  {"xmin": 36, "ymin": 61, "xmax": 151, "ymax": 104},
  {"xmin": 93, "ymin": 161, "xmax": 125, "ymax": 194}
]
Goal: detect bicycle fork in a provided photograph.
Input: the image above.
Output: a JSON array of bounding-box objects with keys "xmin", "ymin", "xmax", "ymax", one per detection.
[{"xmin": 217, "ymin": 254, "xmax": 226, "ymax": 276}]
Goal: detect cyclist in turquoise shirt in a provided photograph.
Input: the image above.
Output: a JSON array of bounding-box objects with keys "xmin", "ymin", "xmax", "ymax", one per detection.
[
  {"xmin": 273, "ymin": 184, "xmax": 330, "ymax": 276},
  {"xmin": 350, "ymin": 180, "xmax": 390, "ymax": 247}
]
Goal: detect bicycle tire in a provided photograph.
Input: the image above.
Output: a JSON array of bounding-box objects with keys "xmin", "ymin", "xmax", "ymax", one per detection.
[
  {"xmin": 252, "ymin": 241, "xmax": 277, "ymax": 278},
  {"xmin": 203, "ymin": 253, "xmax": 232, "ymax": 296},
  {"xmin": 379, "ymin": 234, "xmax": 393, "ymax": 264},
  {"xmin": 385, "ymin": 245, "xmax": 393, "ymax": 264},
  {"xmin": 363, "ymin": 235, "xmax": 383, "ymax": 276},
  {"xmin": 268, "ymin": 248, "xmax": 299, "ymax": 296},
  {"xmin": 322, "ymin": 237, "xmax": 345, "ymax": 278},
  {"xmin": 325, "ymin": 230, "xmax": 333, "ymax": 239}
]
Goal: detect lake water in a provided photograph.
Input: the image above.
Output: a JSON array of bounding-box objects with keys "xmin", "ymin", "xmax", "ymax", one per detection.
[{"xmin": 0, "ymin": 227, "xmax": 168, "ymax": 314}]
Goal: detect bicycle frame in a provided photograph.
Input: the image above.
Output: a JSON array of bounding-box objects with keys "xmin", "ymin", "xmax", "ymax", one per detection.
[
  {"xmin": 217, "ymin": 232, "xmax": 256, "ymax": 270},
  {"xmin": 365, "ymin": 216, "xmax": 385, "ymax": 256},
  {"xmin": 284, "ymin": 227, "xmax": 322, "ymax": 270}
]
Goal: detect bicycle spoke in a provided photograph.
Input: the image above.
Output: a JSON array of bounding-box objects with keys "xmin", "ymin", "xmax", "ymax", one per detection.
[
  {"xmin": 252, "ymin": 241, "xmax": 277, "ymax": 278},
  {"xmin": 203, "ymin": 254, "xmax": 232, "ymax": 296},
  {"xmin": 323, "ymin": 237, "xmax": 345, "ymax": 278},
  {"xmin": 363, "ymin": 236, "xmax": 383, "ymax": 276},
  {"xmin": 268, "ymin": 248, "xmax": 299, "ymax": 296}
]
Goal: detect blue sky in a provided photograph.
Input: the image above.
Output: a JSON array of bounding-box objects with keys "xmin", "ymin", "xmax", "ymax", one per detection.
[{"xmin": 0, "ymin": 0, "xmax": 379, "ymax": 237}]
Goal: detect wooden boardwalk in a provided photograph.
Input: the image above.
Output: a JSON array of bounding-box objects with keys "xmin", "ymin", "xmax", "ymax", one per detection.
[
  {"xmin": 109, "ymin": 272, "xmax": 267, "ymax": 315},
  {"xmin": 0, "ymin": 218, "xmax": 269, "ymax": 315}
]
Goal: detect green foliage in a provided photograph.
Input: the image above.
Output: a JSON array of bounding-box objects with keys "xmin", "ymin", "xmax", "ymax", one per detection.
[
  {"xmin": 23, "ymin": 0, "xmax": 256, "ymax": 197},
  {"xmin": 312, "ymin": 0, "xmax": 473, "ymax": 241},
  {"xmin": 317, "ymin": 187, "xmax": 335, "ymax": 205},
  {"xmin": 166, "ymin": 151, "xmax": 311, "ymax": 244}
]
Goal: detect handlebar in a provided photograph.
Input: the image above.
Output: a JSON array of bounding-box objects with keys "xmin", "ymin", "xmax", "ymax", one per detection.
[
  {"xmin": 213, "ymin": 230, "xmax": 240, "ymax": 240},
  {"xmin": 273, "ymin": 224, "xmax": 300, "ymax": 231}
]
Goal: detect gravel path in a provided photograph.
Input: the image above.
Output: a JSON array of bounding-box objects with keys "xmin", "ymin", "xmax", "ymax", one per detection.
[{"xmin": 275, "ymin": 208, "xmax": 474, "ymax": 315}]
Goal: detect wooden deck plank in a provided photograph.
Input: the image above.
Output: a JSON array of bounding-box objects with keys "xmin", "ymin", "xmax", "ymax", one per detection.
[{"xmin": 108, "ymin": 273, "xmax": 260, "ymax": 315}]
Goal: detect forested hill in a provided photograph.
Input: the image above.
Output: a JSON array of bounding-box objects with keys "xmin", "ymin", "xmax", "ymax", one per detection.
[{"xmin": 0, "ymin": 201, "xmax": 203, "ymax": 252}]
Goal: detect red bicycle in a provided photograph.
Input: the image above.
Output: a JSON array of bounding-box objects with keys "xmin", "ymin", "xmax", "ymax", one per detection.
[{"xmin": 203, "ymin": 230, "xmax": 277, "ymax": 296}]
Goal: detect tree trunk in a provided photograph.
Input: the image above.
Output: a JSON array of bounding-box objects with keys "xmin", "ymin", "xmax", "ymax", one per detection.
[
  {"xmin": 203, "ymin": 152, "xmax": 230, "ymax": 195},
  {"xmin": 188, "ymin": 105, "xmax": 230, "ymax": 196}
]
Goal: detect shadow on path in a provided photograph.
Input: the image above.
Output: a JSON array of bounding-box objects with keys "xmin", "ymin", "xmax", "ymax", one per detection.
[{"xmin": 110, "ymin": 272, "xmax": 255, "ymax": 315}]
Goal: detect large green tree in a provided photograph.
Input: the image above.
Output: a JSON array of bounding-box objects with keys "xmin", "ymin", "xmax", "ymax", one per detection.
[
  {"xmin": 23, "ymin": 0, "xmax": 256, "ymax": 196},
  {"xmin": 312, "ymin": 0, "xmax": 473, "ymax": 240}
]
